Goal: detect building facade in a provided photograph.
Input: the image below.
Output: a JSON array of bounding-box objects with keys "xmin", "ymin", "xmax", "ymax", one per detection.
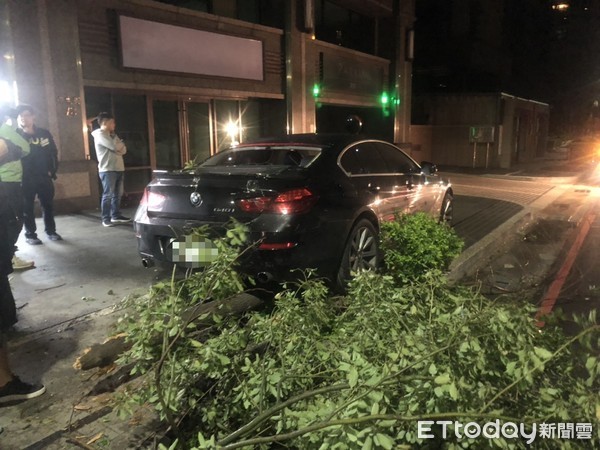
[
  {"xmin": 2, "ymin": 0, "xmax": 415, "ymax": 211},
  {"xmin": 411, "ymin": 93, "xmax": 549, "ymax": 169}
]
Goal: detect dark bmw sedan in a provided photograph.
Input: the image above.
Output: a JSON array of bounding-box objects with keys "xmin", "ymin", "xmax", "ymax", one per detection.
[{"xmin": 133, "ymin": 133, "xmax": 453, "ymax": 288}]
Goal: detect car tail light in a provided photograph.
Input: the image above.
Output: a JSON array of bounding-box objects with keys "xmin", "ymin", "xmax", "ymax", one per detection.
[
  {"xmin": 140, "ymin": 189, "xmax": 166, "ymax": 211},
  {"xmin": 237, "ymin": 188, "xmax": 317, "ymax": 215}
]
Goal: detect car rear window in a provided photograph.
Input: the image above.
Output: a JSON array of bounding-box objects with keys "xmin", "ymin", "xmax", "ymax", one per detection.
[{"xmin": 201, "ymin": 146, "xmax": 322, "ymax": 168}]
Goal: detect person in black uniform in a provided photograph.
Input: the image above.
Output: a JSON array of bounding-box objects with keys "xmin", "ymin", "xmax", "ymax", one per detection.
[
  {"xmin": 0, "ymin": 105, "xmax": 46, "ymax": 405},
  {"xmin": 16, "ymin": 104, "xmax": 61, "ymax": 245}
]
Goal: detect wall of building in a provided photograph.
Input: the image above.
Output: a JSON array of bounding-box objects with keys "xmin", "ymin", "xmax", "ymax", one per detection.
[
  {"xmin": 77, "ymin": 0, "xmax": 285, "ymax": 99},
  {"xmin": 410, "ymin": 93, "xmax": 549, "ymax": 169}
]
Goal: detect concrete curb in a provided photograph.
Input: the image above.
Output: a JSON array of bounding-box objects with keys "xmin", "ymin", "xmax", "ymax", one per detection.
[
  {"xmin": 447, "ymin": 208, "xmax": 533, "ymax": 283},
  {"xmin": 447, "ymin": 184, "xmax": 572, "ymax": 283},
  {"xmin": 440, "ymin": 171, "xmax": 581, "ymax": 186},
  {"xmin": 480, "ymin": 174, "xmax": 580, "ymax": 185}
]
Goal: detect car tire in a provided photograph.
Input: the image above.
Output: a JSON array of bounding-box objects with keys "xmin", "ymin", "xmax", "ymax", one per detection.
[
  {"xmin": 440, "ymin": 191, "xmax": 454, "ymax": 225},
  {"xmin": 335, "ymin": 218, "xmax": 380, "ymax": 291}
]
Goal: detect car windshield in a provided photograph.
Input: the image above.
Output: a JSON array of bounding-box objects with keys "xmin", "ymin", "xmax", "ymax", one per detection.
[{"xmin": 201, "ymin": 145, "xmax": 322, "ymax": 168}]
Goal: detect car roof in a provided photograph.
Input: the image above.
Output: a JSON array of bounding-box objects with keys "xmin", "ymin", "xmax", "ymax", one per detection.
[{"xmin": 236, "ymin": 133, "xmax": 373, "ymax": 150}]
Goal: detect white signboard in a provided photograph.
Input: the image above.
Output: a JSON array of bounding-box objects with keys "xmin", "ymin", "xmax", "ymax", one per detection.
[{"xmin": 119, "ymin": 16, "xmax": 264, "ymax": 81}]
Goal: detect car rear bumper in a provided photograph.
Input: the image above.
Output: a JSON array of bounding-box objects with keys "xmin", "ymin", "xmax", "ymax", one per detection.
[{"xmin": 134, "ymin": 213, "xmax": 345, "ymax": 283}]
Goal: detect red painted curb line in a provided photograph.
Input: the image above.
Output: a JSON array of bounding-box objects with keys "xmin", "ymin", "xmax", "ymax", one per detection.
[{"xmin": 536, "ymin": 211, "xmax": 597, "ymax": 327}]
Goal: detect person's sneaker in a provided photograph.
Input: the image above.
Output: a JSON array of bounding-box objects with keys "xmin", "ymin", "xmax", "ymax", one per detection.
[
  {"xmin": 111, "ymin": 215, "xmax": 131, "ymax": 223},
  {"xmin": 102, "ymin": 220, "xmax": 114, "ymax": 227},
  {"xmin": 12, "ymin": 255, "xmax": 35, "ymax": 271},
  {"xmin": 0, "ymin": 377, "xmax": 46, "ymax": 405},
  {"xmin": 25, "ymin": 237, "xmax": 43, "ymax": 245},
  {"xmin": 47, "ymin": 233, "xmax": 63, "ymax": 241}
]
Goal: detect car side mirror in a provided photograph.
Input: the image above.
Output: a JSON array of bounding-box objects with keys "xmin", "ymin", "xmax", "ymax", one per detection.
[{"xmin": 420, "ymin": 161, "xmax": 438, "ymax": 175}]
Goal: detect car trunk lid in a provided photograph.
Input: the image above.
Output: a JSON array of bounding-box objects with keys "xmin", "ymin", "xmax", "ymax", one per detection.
[{"xmin": 144, "ymin": 166, "xmax": 309, "ymax": 222}]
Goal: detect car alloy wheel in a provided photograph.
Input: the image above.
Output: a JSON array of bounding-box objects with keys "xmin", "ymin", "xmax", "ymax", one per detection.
[
  {"xmin": 349, "ymin": 224, "xmax": 378, "ymax": 271},
  {"xmin": 440, "ymin": 192, "xmax": 454, "ymax": 225},
  {"xmin": 336, "ymin": 218, "xmax": 380, "ymax": 291}
]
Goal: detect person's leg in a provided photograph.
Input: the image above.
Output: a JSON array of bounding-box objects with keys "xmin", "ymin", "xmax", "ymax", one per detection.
[
  {"xmin": 0, "ymin": 209, "xmax": 17, "ymax": 387},
  {"xmin": 0, "ymin": 333, "xmax": 46, "ymax": 403},
  {"xmin": 21, "ymin": 181, "xmax": 39, "ymax": 241},
  {"xmin": 0, "ymin": 339, "xmax": 12, "ymax": 388},
  {"xmin": 0, "ymin": 348, "xmax": 11, "ymax": 386},
  {"xmin": 99, "ymin": 172, "xmax": 116, "ymax": 224},
  {"xmin": 2, "ymin": 183, "xmax": 23, "ymax": 247},
  {"xmin": 0, "ymin": 215, "xmax": 45, "ymax": 402},
  {"xmin": 38, "ymin": 178, "xmax": 57, "ymax": 237},
  {"xmin": 111, "ymin": 171, "xmax": 124, "ymax": 219}
]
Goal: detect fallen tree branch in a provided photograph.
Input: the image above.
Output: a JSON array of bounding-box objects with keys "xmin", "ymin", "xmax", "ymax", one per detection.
[{"xmin": 74, "ymin": 293, "xmax": 265, "ymax": 371}]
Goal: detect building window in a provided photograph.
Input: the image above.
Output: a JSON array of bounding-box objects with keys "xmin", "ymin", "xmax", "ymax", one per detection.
[
  {"xmin": 236, "ymin": 0, "xmax": 285, "ymax": 28},
  {"xmin": 315, "ymin": 0, "xmax": 376, "ymax": 54},
  {"xmin": 153, "ymin": 0, "xmax": 212, "ymax": 13}
]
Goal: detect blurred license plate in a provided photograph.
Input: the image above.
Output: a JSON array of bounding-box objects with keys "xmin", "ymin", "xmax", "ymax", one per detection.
[{"xmin": 167, "ymin": 236, "xmax": 219, "ymax": 268}]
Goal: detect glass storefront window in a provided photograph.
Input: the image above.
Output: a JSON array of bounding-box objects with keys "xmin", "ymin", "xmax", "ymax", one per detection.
[
  {"xmin": 187, "ymin": 102, "xmax": 211, "ymax": 164},
  {"xmin": 153, "ymin": 100, "xmax": 181, "ymax": 169},
  {"xmin": 123, "ymin": 168, "xmax": 152, "ymax": 196},
  {"xmin": 215, "ymin": 100, "xmax": 241, "ymax": 151},
  {"xmin": 243, "ymin": 99, "xmax": 286, "ymax": 140},
  {"xmin": 113, "ymin": 94, "xmax": 150, "ymax": 167}
]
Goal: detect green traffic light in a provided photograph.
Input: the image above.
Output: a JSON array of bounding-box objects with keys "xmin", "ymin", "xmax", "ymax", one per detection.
[
  {"xmin": 313, "ymin": 84, "xmax": 321, "ymax": 97},
  {"xmin": 380, "ymin": 92, "xmax": 389, "ymax": 105}
]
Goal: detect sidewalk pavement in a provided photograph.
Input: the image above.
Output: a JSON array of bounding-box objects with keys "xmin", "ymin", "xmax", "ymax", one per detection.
[{"xmin": 0, "ymin": 157, "xmax": 598, "ymax": 449}]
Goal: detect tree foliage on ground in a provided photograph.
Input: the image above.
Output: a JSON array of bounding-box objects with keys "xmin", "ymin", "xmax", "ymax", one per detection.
[{"xmin": 116, "ymin": 216, "xmax": 599, "ymax": 449}]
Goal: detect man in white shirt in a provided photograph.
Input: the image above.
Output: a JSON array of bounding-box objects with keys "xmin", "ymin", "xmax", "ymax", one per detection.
[{"xmin": 90, "ymin": 112, "xmax": 130, "ymax": 227}]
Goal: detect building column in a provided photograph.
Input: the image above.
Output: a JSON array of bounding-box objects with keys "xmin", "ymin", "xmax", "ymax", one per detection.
[
  {"xmin": 285, "ymin": 0, "xmax": 316, "ymax": 134},
  {"xmin": 393, "ymin": 0, "xmax": 415, "ymax": 145}
]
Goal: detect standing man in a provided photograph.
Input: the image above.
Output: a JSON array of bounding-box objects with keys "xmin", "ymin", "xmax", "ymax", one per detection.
[
  {"xmin": 91, "ymin": 112, "xmax": 130, "ymax": 227},
  {"xmin": 0, "ymin": 106, "xmax": 45, "ymax": 404},
  {"xmin": 16, "ymin": 104, "xmax": 62, "ymax": 245},
  {"xmin": 0, "ymin": 107, "xmax": 34, "ymax": 271}
]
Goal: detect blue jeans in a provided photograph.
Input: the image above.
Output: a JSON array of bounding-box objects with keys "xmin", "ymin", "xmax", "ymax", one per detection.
[{"xmin": 99, "ymin": 171, "xmax": 124, "ymax": 222}]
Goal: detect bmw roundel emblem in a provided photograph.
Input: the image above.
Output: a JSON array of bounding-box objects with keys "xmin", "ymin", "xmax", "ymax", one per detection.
[{"xmin": 190, "ymin": 191, "xmax": 203, "ymax": 207}]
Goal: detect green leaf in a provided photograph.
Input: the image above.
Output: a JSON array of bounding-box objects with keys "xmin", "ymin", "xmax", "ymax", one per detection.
[
  {"xmin": 189, "ymin": 339, "xmax": 203, "ymax": 348},
  {"xmin": 534, "ymin": 346, "xmax": 553, "ymax": 360},
  {"xmin": 585, "ymin": 356, "xmax": 597, "ymax": 372},
  {"xmin": 375, "ymin": 433, "xmax": 394, "ymax": 450},
  {"xmin": 434, "ymin": 373, "xmax": 451, "ymax": 385},
  {"xmin": 371, "ymin": 402, "xmax": 380, "ymax": 415},
  {"xmin": 428, "ymin": 363, "xmax": 438, "ymax": 375},
  {"xmin": 506, "ymin": 361, "xmax": 517, "ymax": 375},
  {"xmin": 497, "ymin": 310, "xmax": 509, "ymax": 323},
  {"xmin": 348, "ymin": 367, "xmax": 359, "ymax": 388},
  {"xmin": 448, "ymin": 382, "xmax": 459, "ymax": 400}
]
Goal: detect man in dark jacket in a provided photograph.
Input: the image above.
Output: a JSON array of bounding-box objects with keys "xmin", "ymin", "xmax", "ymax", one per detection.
[{"xmin": 16, "ymin": 104, "xmax": 61, "ymax": 245}]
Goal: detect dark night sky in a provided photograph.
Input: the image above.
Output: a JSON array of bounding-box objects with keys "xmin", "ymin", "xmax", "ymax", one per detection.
[{"xmin": 413, "ymin": 0, "xmax": 600, "ymax": 133}]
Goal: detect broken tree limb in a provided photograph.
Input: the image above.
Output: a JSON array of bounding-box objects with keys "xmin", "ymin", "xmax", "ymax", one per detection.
[
  {"xmin": 74, "ymin": 292, "xmax": 265, "ymax": 371},
  {"xmin": 73, "ymin": 333, "xmax": 130, "ymax": 371}
]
